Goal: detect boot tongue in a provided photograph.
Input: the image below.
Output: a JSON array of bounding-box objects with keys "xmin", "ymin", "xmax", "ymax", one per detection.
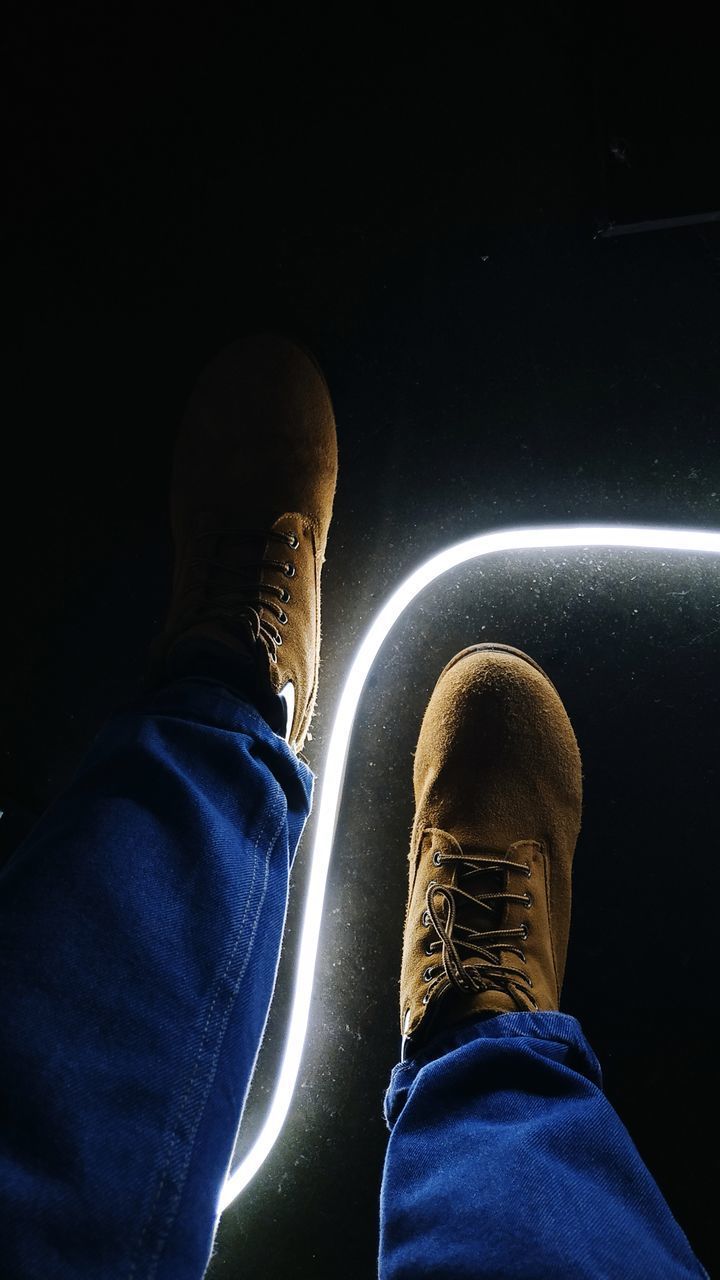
[
  {"xmin": 199, "ymin": 530, "xmax": 282, "ymax": 657},
  {"xmin": 448, "ymin": 847, "xmax": 515, "ymax": 988},
  {"xmin": 206, "ymin": 530, "xmax": 267, "ymax": 601}
]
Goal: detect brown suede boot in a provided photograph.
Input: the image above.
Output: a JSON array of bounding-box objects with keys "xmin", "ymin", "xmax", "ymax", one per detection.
[
  {"xmin": 400, "ymin": 643, "xmax": 583, "ymax": 1059},
  {"xmin": 151, "ymin": 333, "xmax": 338, "ymax": 755}
]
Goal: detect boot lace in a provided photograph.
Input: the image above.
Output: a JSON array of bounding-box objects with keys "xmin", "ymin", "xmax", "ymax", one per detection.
[
  {"xmin": 423, "ymin": 848, "xmax": 539, "ymax": 1011},
  {"xmin": 182, "ymin": 527, "xmax": 298, "ymax": 665}
]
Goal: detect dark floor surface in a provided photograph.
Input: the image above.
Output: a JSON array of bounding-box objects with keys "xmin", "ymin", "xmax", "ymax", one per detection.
[{"xmin": 2, "ymin": 4, "xmax": 720, "ymax": 1276}]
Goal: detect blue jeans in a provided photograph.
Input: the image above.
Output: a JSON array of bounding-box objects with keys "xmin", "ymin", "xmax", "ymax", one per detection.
[{"xmin": 0, "ymin": 679, "xmax": 707, "ymax": 1278}]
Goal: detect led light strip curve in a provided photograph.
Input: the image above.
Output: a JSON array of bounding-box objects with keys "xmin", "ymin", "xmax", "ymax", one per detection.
[{"xmin": 218, "ymin": 522, "xmax": 720, "ymax": 1212}]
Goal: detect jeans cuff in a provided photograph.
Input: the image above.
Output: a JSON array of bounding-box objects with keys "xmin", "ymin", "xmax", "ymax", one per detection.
[{"xmin": 384, "ymin": 1010, "xmax": 604, "ymax": 1130}]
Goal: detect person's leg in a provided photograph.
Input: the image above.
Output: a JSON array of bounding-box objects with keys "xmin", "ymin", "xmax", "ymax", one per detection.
[
  {"xmin": 0, "ymin": 334, "xmax": 339, "ymax": 1278},
  {"xmin": 381, "ymin": 644, "xmax": 707, "ymax": 1278},
  {"xmin": 379, "ymin": 1010, "xmax": 708, "ymax": 1278},
  {"xmin": 0, "ymin": 674, "xmax": 312, "ymax": 1279}
]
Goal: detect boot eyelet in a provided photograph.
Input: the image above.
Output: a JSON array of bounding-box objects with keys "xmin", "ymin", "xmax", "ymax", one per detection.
[
  {"xmin": 422, "ymin": 993, "xmax": 430, "ymax": 1005},
  {"xmin": 288, "ymin": 534, "xmax": 299, "ymax": 549},
  {"xmin": 524, "ymin": 863, "xmax": 532, "ymax": 878},
  {"xmin": 422, "ymin": 910, "xmax": 431, "ymax": 927},
  {"xmin": 279, "ymin": 588, "xmax": 290, "ymax": 604},
  {"xmin": 284, "ymin": 563, "xmax": 296, "ymax": 578},
  {"xmin": 423, "ymin": 967, "xmax": 434, "ymax": 982},
  {"xmin": 524, "ymin": 892, "xmax": 533, "ymax": 908},
  {"xmin": 275, "ymin": 635, "xmax": 283, "ymax": 647},
  {"xmin": 432, "ymin": 851, "xmax": 443, "ymax": 866},
  {"xmin": 527, "ymin": 976, "xmax": 533, "ymax": 988},
  {"xmin": 521, "ymin": 924, "xmax": 529, "ymax": 940},
  {"xmin": 278, "ymin": 611, "xmax": 288, "ymax": 625},
  {"xmin": 424, "ymin": 943, "xmax": 434, "ymax": 956}
]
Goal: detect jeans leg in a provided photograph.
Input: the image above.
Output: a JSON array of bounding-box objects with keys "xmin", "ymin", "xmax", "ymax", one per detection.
[
  {"xmin": 379, "ymin": 1011, "xmax": 708, "ymax": 1279},
  {"xmin": 0, "ymin": 678, "xmax": 313, "ymax": 1280}
]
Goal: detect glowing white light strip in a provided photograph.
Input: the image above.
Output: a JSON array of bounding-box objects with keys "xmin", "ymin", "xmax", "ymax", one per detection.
[{"xmin": 218, "ymin": 523, "xmax": 720, "ymax": 1212}]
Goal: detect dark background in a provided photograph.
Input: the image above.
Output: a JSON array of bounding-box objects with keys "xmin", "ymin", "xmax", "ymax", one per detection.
[{"xmin": 2, "ymin": 3, "xmax": 719, "ymax": 1276}]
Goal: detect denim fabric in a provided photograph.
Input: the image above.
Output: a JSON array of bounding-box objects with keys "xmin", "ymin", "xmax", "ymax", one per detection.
[
  {"xmin": 0, "ymin": 679, "xmax": 314, "ymax": 1279},
  {"xmin": 380, "ymin": 1012, "xmax": 708, "ymax": 1279},
  {"xmin": 0, "ymin": 679, "xmax": 708, "ymax": 1278}
]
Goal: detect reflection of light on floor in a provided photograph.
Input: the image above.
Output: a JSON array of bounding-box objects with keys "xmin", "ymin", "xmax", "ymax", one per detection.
[{"xmin": 218, "ymin": 524, "xmax": 720, "ymax": 1213}]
